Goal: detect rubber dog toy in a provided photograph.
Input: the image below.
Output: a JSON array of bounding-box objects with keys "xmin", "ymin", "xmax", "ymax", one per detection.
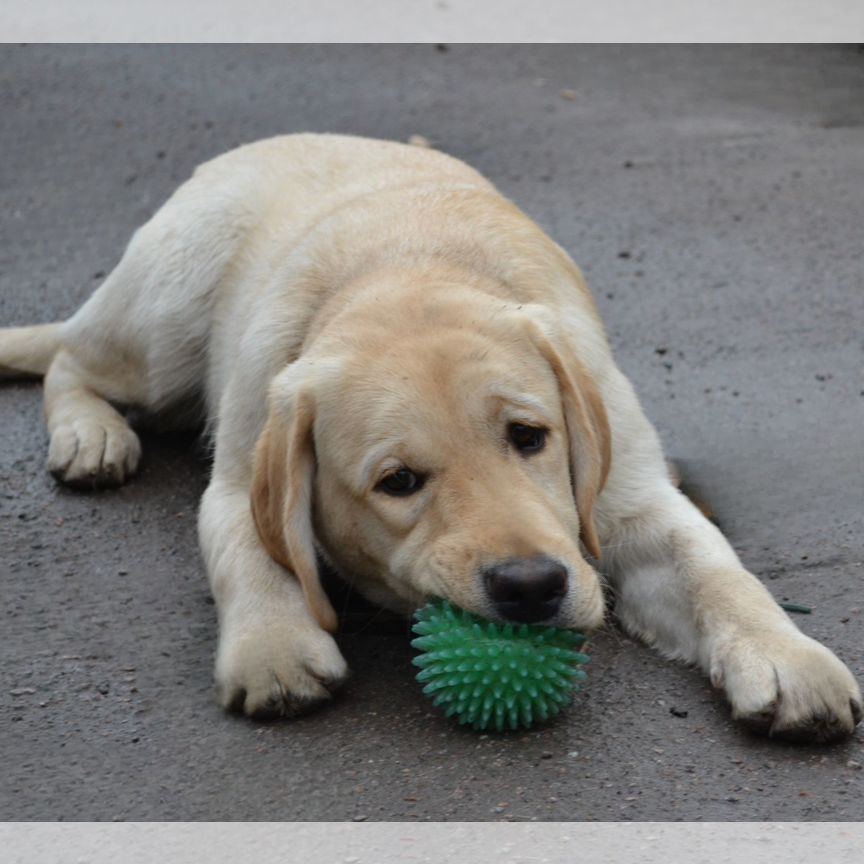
[{"xmin": 411, "ymin": 599, "xmax": 589, "ymax": 731}]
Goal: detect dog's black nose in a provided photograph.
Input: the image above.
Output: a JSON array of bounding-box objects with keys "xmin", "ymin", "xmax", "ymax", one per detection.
[{"xmin": 483, "ymin": 556, "xmax": 567, "ymax": 623}]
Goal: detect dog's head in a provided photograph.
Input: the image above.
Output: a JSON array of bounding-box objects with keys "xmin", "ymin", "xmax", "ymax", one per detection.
[{"xmin": 250, "ymin": 289, "xmax": 610, "ymax": 635}]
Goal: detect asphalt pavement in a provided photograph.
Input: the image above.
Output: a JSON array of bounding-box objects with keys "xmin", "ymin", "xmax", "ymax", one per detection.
[{"xmin": 1, "ymin": 45, "xmax": 863, "ymax": 820}]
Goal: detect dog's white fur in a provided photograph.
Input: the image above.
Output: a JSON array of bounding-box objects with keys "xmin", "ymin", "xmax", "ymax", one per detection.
[{"xmin": 2, "ymin": 134, "xmax": 860, "ymax": 741}]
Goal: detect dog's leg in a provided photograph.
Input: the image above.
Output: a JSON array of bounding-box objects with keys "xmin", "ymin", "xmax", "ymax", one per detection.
[
  {"xmin": 43, "ymin": 346, "xmax": 143, "ymax": 487},
  {"xmin": 199, "ymin": 476, "xmax": 349, "ymax": 718},
  {"xmin": 596, "ymin": 378, "xmax": 861, "ymax": 742},
  {"xmin": 18, "ymin": 152, "xmax": 271, "ymax": 486},
  {"xmin": 0, "ymin": 318, "xmax": 142, "ymax": 486},
  {"xmin": 0, "ymin": 322, "xmax": 63, "ymax": 379},
  {"xmin": 602, "ymin": 478, "xmax": 861, "ymax": 741}
]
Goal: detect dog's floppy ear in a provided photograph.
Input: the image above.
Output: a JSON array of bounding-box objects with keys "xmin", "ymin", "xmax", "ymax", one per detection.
[
  {"xmin": 250, "ymin": 379, "xmax": 338, "ymax": 633},
  {"xmin": 528, "ymin": 322, "xmax": 612, "ymax": 560}
]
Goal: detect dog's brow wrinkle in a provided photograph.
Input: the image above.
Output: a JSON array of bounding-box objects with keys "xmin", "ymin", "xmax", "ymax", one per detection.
[
  {"xmin": 358, "ymin": 448, "xmax": 391, "ymax": 490},
  {"xmin": 492, "ymin": 392, "xmax": 552, "ymax": 422},
  {"xmin": 357, "ymin": 441, "xmax": 410, "ymax": 490}
]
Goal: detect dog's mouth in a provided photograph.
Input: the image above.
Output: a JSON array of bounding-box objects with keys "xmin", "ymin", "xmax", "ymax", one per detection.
[
  {"xmin": 414, "ymin": 594, "xmax": 601, "ymax": 639},
  {"xmin": 415, "ymin": 582, "xmax": 603, "ymax": 633},
  {"xmin": 320, "ymin": 548, "xmax": 604, "ymax": 632}
]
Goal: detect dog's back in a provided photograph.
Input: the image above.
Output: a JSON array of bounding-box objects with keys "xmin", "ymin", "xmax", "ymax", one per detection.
[{"xmin": 0, "ymin": 133, "xmax": 489, "ymax": 412}]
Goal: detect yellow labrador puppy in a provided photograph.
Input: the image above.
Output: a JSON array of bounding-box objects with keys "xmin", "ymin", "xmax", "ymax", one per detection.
[{"xmin": 1, "ymin": 134, "xmax": 859, "ymax": 741}]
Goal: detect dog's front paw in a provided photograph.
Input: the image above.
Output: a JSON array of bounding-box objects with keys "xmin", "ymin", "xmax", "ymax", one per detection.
[
  {"xmin": 215, "ymin": 615, "xmax": 349, "ymax": 719},
  {"xmin": 47, "ymin": 418, "xmax": 141, "ymax": 487},
  {"xmin": 711, "ymin": 630, "xmax": 862, "ymax": 743}
]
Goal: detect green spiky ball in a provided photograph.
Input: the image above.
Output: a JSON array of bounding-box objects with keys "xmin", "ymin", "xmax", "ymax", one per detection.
[{"xmin": 411, "ymin": 600, "xmax": 589, "ymax": 732}]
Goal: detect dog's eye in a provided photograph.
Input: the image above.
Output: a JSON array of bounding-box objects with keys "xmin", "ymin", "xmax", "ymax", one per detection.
[
  {"xmin": 508, "ymin": 423, "xmax": 547, "ymax": 454},
  {"xmin": 377, "ymin": 468, "xmax": 426, "ymax": 497}
]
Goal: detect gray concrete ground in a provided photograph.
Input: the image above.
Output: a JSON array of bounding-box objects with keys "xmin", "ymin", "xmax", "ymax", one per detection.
[{"xmin": 1, "ymin": 45, "xmax": 863, "ymax": 821}]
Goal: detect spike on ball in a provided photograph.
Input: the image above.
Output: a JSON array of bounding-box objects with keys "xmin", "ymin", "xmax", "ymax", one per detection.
[{"xmin": 411, "ymin": 599, "xmax": 589, "ymax": 732}]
